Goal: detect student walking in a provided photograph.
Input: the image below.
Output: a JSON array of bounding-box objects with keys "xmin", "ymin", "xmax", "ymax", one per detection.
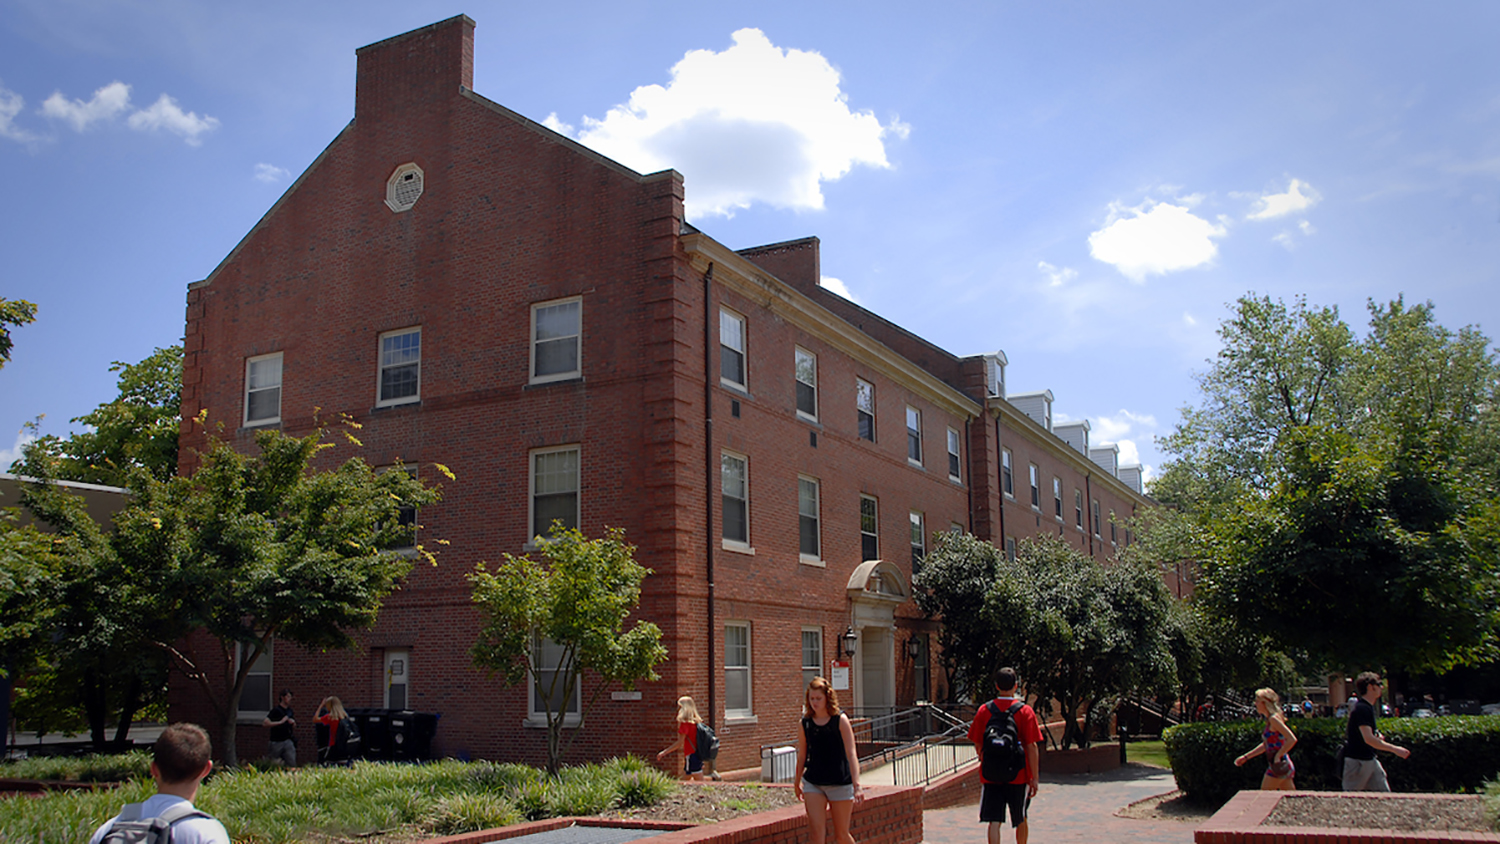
[
  {"xmin": 1234, "ymin": 688, "xmax": 1297, "ymax": 789},
  {"xmin": 967, "ymin": 668, "xmax": 1042, "ymax": 844},
  {"xmin": 89, "ymin": 723, "xmax": 229, "ymax": 844},
  {"xmin": 795, "ymin": 677, "xmax": 862, "ymax": 844},
  {"xmin": 657, "ymin": 695, "xmax": 706, "ymax": 780},
  {"xmin": 1342, "ymin": 672, "xmax": 1410, "ymax": 791}
]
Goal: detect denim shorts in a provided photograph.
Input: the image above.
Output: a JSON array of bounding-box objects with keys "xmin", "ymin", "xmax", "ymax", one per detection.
[
  {"xmin": 685, "ymin": 752, "xmax": 703, "ymax": 775},
  {"xmin": 800, "ymin": 778, "xmax": 855, "ymax": 802}
]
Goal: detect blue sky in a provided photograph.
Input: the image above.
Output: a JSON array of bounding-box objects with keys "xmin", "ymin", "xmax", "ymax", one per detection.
[{"xmin": 4, "ymin": 0, "xmax": 1500, "ymax": 482}]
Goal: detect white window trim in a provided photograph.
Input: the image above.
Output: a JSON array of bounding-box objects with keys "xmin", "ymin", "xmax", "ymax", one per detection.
[
  {"xmin": 798, "ymin": 475, "xmax": 822, "ymax": 566},
  {"xmin": 725, "ymin": 621, "xmax": 753, "ymax": 719},
  {"xmin": 1029, "ymin": 464, "xmax": 1041, "ymax": 511},
  {"xmin": 801, "ymin": 626, "xmax": 823, "ymax": 689},
  {"xmin": 524, "ymin": 635, "xmax": 582, "ymax": 728},
  {"xmin": 947, "ymin": 427, "xmax": 962, "ymax": 483},
  {"xmin": 530, "ymin": 297, "xmax": 583, "ymax": 385},
  {"xmin": 1075, "ymin": 489, "xmax": 1085, "ymax": 532},
  {"xmin": 721, "ymin": 450, "xmax": 752, "ymax": 553},
  {"xmin": 906, "ymin": 406, "xmax": 923, "ymax": 467},
  {"xmin": 528, "ymin": 444, "xmax": 580, "ymax": 547},
  {"xmin": 376, "ymin": 327, "xmax": 422, "ymax": 408},
  {"xmin": 856, "ymin": 378, "xmax": 876, "ymax": 442},
  {"xmin": 1092, "ymin": 499, "xmax": 1102, "ymax": 538},
  {"xmin": 720, "ymin": 307, "xmax": 748, "ymax": 391},
  {"xmin": 235, "ymin": 640, "xmax": 273, "ymax": 723},
  {"xmin": 859, "ymin": 494, "xmax": 879, "ymax": 561},
  {"xmin": 910, "ymin": 510, "xmax": 926, "ymax": 564},
  {"xmin": 1053, "ymin": 477, "xmax": 1064, "ymax": 522},
  {"xmin": 795, "ymin": 346, "xmax": 818, "ymax": 422},
  {"xmin": 1001, "ymin": 448, "xmax": 1014, "ymax": 499},
  {"xmin": 244, "ymin": 352, "xmax": 283, "ymax": 427}
]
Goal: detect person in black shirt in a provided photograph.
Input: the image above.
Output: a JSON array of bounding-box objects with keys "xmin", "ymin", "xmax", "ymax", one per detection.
[
  {"xmin": 795, "ymin": 677, "xmax": 862, "ymax": 844},
  {"xmin": 1341, "ymin": 672, "xmax": 1409, "ymax": 791},
  {"xmin": 262, "ymin": 690, "xmax": 296, "ymax": 767}
]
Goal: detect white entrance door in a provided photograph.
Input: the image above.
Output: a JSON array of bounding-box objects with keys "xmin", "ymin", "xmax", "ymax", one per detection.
[
  {"xmin": 859, "ymin": 627, "xmax": 892, "ymax": 715},
  {"xmin": 385, "ymin": 649, "xmax": 409, "ymax": 710}
]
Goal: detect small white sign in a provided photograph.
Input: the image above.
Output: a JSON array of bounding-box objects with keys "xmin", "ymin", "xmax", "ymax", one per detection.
[
  {"xmin": 831, "ymin": 661, "xmax": 850, "ymax": 690},
  {"xmin": 612, "ymin": 690, "xmax": 643, "ymax": 701}
]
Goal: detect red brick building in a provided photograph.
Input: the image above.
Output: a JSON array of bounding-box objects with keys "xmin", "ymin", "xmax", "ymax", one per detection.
[{"xmin": 175, "ymin": 16, "xmax": 1150, "ymax": 770}]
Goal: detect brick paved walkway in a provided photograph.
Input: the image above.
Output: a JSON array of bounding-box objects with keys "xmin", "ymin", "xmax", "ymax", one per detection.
[{"xmin": 920, "ymin": 764, "xmax": 1199, "ymax": 844}]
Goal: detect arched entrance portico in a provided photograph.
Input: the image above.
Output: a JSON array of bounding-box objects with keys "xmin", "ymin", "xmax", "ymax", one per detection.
[{"xmin": 844, "ymin": 559, "xmax": 909, "ymax": 717}]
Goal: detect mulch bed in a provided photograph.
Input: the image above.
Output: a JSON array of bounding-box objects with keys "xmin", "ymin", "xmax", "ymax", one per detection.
[{"xmin": 1264, "ymin": 794, "xmax": 1490, "ymax": 832}]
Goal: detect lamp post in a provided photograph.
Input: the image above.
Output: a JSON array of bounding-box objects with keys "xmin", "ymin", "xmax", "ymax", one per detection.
[{"xmin": 905, "ymin": 635, "xmax": 921, "ymax": 661}]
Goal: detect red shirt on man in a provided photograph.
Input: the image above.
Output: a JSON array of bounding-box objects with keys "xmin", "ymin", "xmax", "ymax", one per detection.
[{"xmin": 967, "ymin": 695, "xmax": 1043, "ymax": 785}]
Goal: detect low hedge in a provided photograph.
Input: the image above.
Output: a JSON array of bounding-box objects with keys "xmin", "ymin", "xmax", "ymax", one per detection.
[{"xmin": 1163, "ymin": 715, "xmax": 1500, "ymax": 805}]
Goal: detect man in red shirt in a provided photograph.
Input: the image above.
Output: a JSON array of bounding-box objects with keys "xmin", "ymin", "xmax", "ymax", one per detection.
[{"xmin": 967, "ymin": 667, "xmax": 1043, "ymax": 844}]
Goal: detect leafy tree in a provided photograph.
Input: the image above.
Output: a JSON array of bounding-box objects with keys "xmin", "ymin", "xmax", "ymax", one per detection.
[
  {"xmin": 911, "ymin": 532, "xmax": 1010, "ymax": 702},
  {"xmin": 17, "ymin": 345, "xmax": 182, "ymax": 482},
  {"xmin": 1157, "ymin": 294, "xmax": 1500, "ymax": 677},
  {"xmin": 469, "ymin": 524, "xmax": 668, "ymax": 775},
  {"xmin": 0, "ymin": 507, "xmax": 65, "ymax": 740},
  {"xmin": 0, "ymin": 297, "xmax": 37, "ymax": 368},
  {"xmin": 916, "ymin": 533, "xmax": 1178, "ymax": 749}
]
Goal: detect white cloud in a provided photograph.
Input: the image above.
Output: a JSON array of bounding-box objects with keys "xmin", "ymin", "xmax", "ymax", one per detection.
[
  {"xmin": 1092, "ymin": 408, "xmax": 1157, "ymax": 444},
  {"xmin": 818, "ymin": 276, "xmax": 857, "ymax": 303},
  {"xmin": 0, "ymin": 82, "xmax": 42, "ymax": 144},
  {"xmin": 1088, "ymin": 200, "xmax": 1226, "ymax": 282},
  {"xmin": 541, "ymin": 112, "xmax": 574, "ymax": 136},
  {"xmin": 127, "ymin": 93, "xmax": 219, "ymax": 145},
  {"xmin": 41, "ymin": 80, "xmax": 131, "ymax": 131},
  {"xmin": 559, "ymin": 28, "xmax": 901, "ymax": 219},
  {"xmin": 1183, "ymin": 312, "xmax": 1198, "ymax": 326},
  {"xmin": 1299, "ymin": 219, "xmax": 1315, "ymax": 235},
  {"xmin": 254, "ymin": 163, "xmax": 290, "ymax": 184},
  {"xmin": 1246, "ymin": 178, "xmax": 1321, "ymax": 220},
  {"xmin": 0, "ymin": 429, "xmax": 36, "ymax": 473},
  {"xmin": 1037, "ymin": 260, "xmax": 1077, "ymax": 287}
]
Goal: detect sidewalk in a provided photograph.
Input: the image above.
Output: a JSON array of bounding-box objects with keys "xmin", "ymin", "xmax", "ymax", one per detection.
[{"xmin": 920, "ymin": 764, "xmax": 1196, "ymax": 844}]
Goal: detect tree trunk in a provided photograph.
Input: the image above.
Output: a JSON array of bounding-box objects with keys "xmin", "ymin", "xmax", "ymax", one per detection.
[
  {"xmin": 113, "ymin": 673, "xmax": 142, "ymax": 746},
  {"xmin": 83, "ymin": 666, "xmax": 108, "ymax": 748}
]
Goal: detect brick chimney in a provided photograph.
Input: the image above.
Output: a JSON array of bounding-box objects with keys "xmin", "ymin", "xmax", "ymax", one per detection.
[{"xmin": 355, "ymin": 15, "xmax": 475, "ymax": 123}]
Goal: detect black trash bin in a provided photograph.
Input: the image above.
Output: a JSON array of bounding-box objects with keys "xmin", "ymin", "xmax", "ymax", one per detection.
[
  {"xmin": 387, "ymin": 710, "xmax": 440, "ymax": 761},
  {"xmin": 347, "ymin": 707, "xmax": 390, "ymax": 761}
]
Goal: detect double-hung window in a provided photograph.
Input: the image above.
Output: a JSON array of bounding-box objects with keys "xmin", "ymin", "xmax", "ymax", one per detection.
[
  {"xmin": 798, "ymin": 476, "xmax": 821, "ymax": 562},
  {"xmin": 1001, "ymin": 448, "xmax": 1014, "ymax": 497},
  {"xmin": 856, "ymin": 379, "xmax": 875, "ymax": 441},
  {"xmin": 720, "ymin": 309, "xmax": 747, "ymax": 390},
  {"xmin": 531, "ymin": 446, "xmax": 579, "ymax": 541},
  {"xmin": 1053, "ymin": 477, "xmax": 1063, "ymax": 520},
  {"xmin": 1075, "ymin": 490, "xmax": 1084, "ymax": 530},
  {"xmin": 377, "ymin": 328, "xmax": 421, "ymax": 406},
  {"xmin": 245, "ymin": 352, "xmax": 283, "ymax": 426},
  {"xmin": 947, "ymin": 428, "xmax": 962, "ymax": 482},
  {"xmin": 722, "ymin": 452, "xmax": 749, "ymax": 546},
  {"xmin": 530, "ymin": 635, "xmax": 580, "ymax": 723},
  {"xmin": 531, "ymin": 298, "xmax": 581, "ymax": 383},
  {"xmin": 1092, "ymin": 499, "xmax": 1102, "ymax": 538},
  {"xmin": 1110, "ymin": 511, "xmax": 1118, "ymax": 545},
  {"xmin": 906, "ymin": 407, "xmax": 922, "ymax": 465},
  {"xmin": 725, "ymin": 622, "xmax": 752, "ymax": 717},
  {"xmin": 1004, "ymin": 536, "xmax": 1017, "ymax": 562},
  {"xmin": 795, "ymin": 347, "xmax": 817, "ymax": 420},
  {"xmin": 1029, "ymin": 464, "xmax": 1040, "ymax": 509},
  {"xmin": 236, "ymin": 641, "xmax": 273, "ymax": 720},
  {"xmin": 801, "ymin": 628, "xmax": 822, "ymax": 688},
  {"xmin": 859, "ymin": 495, "xmax": 879, "ymax": 561},
  {"xmin": 910, "ymin": 510, "xmax": 926, "ymax": 574}
]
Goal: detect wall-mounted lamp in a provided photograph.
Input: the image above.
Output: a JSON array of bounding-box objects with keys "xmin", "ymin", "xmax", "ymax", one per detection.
[
  {"xmin": 840, "ymin": 627, "xmax": 858, "ymax": 658},
  {"xmin": 905, "ymin": 635, "xmax": 922, "ymax": 661}
]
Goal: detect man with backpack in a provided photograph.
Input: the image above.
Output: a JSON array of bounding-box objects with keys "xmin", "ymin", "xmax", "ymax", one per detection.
[
  {"xmin": 967, "ymin": 667, "xmax": 1042, "ymax": 844},
  {"xmin": 89, "ymin": 722, "xmax": 229, "ymax": 844}
]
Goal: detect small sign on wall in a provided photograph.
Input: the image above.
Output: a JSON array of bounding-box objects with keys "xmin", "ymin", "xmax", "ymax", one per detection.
[
  {"xmin": 612, "ymin": 691, "xmax": 643, "ymax": 701},
  {"xmin": 831, "ymin": 660, "xmax": 850, "ymax": 690}
]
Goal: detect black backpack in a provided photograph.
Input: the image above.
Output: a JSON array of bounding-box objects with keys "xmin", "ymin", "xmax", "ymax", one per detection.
[
  {"xmin": 980, "ymin": 700, "xmax": 1027, "ymax": 782},
  {"xmin": 695, "ymin": 721, "xmax": 720, "ymax": 760},
  {"xmin": 99, "ymin": 801, "xmax": 212, "ymax": 844}
]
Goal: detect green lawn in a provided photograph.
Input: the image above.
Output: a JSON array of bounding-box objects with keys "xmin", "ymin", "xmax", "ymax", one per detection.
[{"xmin": 1125, "ymin": 739, "xmax": 1171, "ymax": 769}]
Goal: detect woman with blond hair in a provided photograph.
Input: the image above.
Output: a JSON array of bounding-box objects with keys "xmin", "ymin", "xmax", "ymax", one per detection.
[
  {"xmin": 1234, "ymin": 688, "xmax": 1298, "ymax": 789},
  {"xmin": 314, "ymin": 696, "xmax": 353, "ymax": 766},
  {"xmin": 656, "ymin": 695, "xmax": 705, "ymax": 780},
  {"xmin": 795, "ymin": 677, "xmax": 862, "ymax": 844}
]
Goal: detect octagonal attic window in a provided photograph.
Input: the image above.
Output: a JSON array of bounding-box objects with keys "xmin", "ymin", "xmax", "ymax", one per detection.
[{"xmin": 385, "ymin": 163, "xmax": 424, "ymax": 212}]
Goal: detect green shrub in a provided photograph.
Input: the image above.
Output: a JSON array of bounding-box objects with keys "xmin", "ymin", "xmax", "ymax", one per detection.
[
  {"xmin": 0, "ymin": 751, "xmax": 152, "ymax": 782},
  {"xmin": 1165, "ymin": 715, "xmax": 1500, "ymax": 805},
  {"xmin": 425, "ymin": 793, "xmax": 523, "ymax": 835},
  {"xmin": 1484, "ymin": 778, "xmax": 1500, "ymax": 832},
  {"xmin": 614, "ymin": 768, "xmax": 676, "ymax": 808},
  {"xmin": 547, "ymin": 777, "xmax": 615, "ymax": 816}
]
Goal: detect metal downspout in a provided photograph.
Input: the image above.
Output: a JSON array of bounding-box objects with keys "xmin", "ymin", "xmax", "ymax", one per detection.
[{"xmin": 702, "ymin": 263, "xmax": 717, "ymax": 728}]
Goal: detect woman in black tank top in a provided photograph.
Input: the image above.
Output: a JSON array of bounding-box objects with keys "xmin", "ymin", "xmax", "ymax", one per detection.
[{"xmin": 794, "ymin": 677, "xmax": 863, "ymax": 844}]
